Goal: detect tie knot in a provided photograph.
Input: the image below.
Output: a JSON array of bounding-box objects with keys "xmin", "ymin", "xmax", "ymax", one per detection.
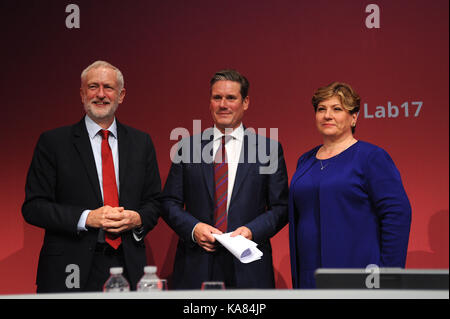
[
  {"xmin": 222, "ymin": 134, "xmax": 233, "ymax": 145},
  {"xmin": 100, "ymin": 130, "xmax": 110, "ymax": 140}
]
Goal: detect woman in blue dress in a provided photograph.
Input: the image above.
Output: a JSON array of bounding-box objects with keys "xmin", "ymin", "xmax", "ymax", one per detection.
[{"xmin": 289, "ymin": 82, "xmax": 411, "ymax": 288}]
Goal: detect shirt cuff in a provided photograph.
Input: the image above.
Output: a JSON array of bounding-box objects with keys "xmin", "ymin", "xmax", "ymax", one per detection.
[
  {"xmin": 133, "ymin": 225, "xmax": 145, "ymax": 241},
  {"xmin": 77, "ymin": 210, "xmax": 90, "ymax": 232},
  {"xmin": 191, "ymin": 222, "xmax": 200, "ymax": 243}
]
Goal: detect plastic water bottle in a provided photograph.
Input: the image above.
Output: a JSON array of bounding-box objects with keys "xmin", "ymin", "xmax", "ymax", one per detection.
[
  {"xmin": 137, "ymin": 266, "xmax": 161, "ymax": 291},
  {"xmin": 103, "ymin": 267, "xmax": 130, "ymax": 292}
]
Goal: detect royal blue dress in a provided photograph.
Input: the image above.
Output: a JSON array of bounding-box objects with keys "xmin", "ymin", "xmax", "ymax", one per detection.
[{"xmin": 288, "ymin": 141, "xmax": 411, "ymax": 288}]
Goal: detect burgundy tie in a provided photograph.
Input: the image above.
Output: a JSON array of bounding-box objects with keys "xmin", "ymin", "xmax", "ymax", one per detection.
[
  {"xmin": 100, "ymin": 130, "xmax": 121, "ymax": 249},
  {"xmin": 214, "ymin": 136, "xmax": 228, "ymax": 232}
]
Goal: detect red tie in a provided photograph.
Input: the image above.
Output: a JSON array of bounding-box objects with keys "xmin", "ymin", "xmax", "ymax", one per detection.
[
  {"xmin": 214, "ymin": 136, "xmax": 228, "ymax": 232},
  {"xmin": 101, "ymin": 130, "xmax": 121, "ymax": 249}
]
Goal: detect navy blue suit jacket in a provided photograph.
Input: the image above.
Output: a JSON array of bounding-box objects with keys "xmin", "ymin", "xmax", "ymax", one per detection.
[{"xmin": 161, "ymin": 128, "xmax": 289, "ymax": 289}]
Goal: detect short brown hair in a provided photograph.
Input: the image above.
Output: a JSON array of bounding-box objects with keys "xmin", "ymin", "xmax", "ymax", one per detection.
[
  {"xmin": 312, "ymin": 82, "xmax": 360, "ymax": 133},
  {"xmin": 210, "ymin": 69, "xmax": 249, "ymax": 99},
  {"xmin": 312, "ymin": 82, "xmax": 360, "ymax": 113}
]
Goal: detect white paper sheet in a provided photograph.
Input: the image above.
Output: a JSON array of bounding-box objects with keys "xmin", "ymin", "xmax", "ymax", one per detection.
[{"xmin": 212, "ymin": 233, "xmax": 263, "ymax": 264}]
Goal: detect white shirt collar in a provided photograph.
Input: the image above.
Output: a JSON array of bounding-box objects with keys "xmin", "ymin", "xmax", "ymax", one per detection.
[
  {"xmin": 85, "ymin": 115, "xmax": 118, "ymax": 139},
  {"xmin": 213, "ymin": 123, "xmax": 244, "ymax": 142}
]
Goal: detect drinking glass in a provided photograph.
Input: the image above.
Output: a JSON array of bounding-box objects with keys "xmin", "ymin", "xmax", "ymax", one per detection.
[{"xmin": 201, "ymin": 281, "xmax": 225, "ymax": 290}]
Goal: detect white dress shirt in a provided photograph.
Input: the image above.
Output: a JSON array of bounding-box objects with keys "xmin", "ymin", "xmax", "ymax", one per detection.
[
  {"xmin": 77, "ymin": 115, "xmax": 119, "ymax": 231},
  {"xmin": 192, "ymin": 123, "xmax": 244, "ymax": 241},
  {"xmin": 77, "ymin": 115, "xmax": 143, "ymax": 241},
  {"xmin": 212, "ymin": 123, "xmax": 244, "ymax": 211}
]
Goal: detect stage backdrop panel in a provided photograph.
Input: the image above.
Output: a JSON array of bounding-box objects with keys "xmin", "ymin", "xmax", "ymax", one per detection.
[{"xmin": 0, "ymin": 0, "xmax": 448, "ymax": 293}]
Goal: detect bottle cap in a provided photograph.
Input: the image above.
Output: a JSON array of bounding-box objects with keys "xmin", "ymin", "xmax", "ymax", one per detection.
[
  {"xmin": 110, "ymin": 267, "xmax": 123, "ymax": 275},
  {"xmin": 144, "ymin": 266, "xmax": 157, "ymax": 273}
]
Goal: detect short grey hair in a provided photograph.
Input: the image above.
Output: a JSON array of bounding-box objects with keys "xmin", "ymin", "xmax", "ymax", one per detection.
[{"xmin": 81, "ymin": 60, "xmax": 124, "ymax": 90}]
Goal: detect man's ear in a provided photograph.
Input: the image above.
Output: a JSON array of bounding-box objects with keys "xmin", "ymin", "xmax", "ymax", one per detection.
[
  {"xmin": 118, "ymin": 87, "xmax": 126, "ymax": 104},
  {"xmin": 243, "ymin": 95, "xmax": 249, "ymax": 111}
]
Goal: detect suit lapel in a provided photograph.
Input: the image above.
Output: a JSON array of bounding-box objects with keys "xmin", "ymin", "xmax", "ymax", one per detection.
[
  {"xmin": 117, "ymin": 121, "xmax": 130, "ymax": 203},
  {"xmin": 200, "ymin": 128, "xmax": 215, "ymax": 203},
  {"xmin": 72, "ymin": 119, "xmax": 102, "ymax": 205}
]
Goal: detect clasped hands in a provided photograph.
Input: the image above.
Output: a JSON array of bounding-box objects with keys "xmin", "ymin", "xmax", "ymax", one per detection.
[
  {"xmin": 194, "ymin": 222, "xmax": 253, "ymax": 252},
  {"xmin": 86, "ymin": 205, "xmax": 142, "ymax": 234}
]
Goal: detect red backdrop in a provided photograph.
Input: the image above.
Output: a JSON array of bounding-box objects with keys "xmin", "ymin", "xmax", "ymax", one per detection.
[{"xmin": 0, "ymin": 0, "xmax": 448, "ymax": 294}]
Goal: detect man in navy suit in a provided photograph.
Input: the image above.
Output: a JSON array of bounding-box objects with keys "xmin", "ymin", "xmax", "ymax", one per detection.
[
  {"xmin": 22, "ymin": 61, "xmax": 161, "ymax": 292},
  {"xmin": 161, "ymin": 69, "xmax": 288, "ymax": 289}
]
